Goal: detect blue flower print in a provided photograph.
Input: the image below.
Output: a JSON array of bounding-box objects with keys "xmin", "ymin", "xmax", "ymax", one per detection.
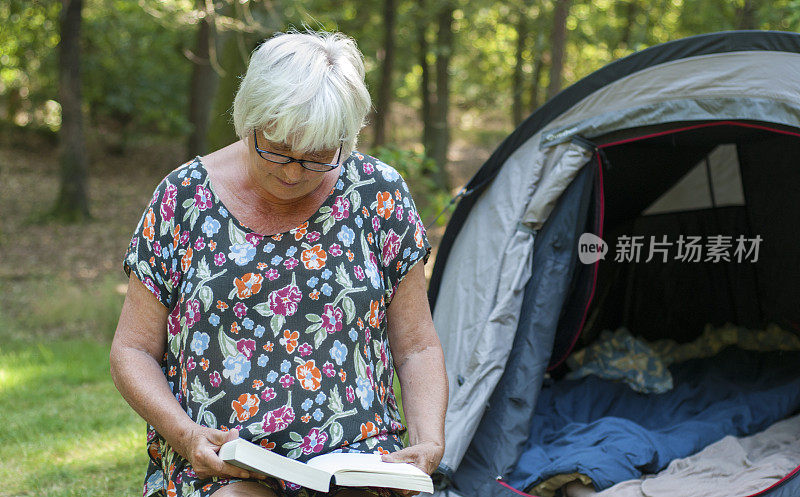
[
  {"xmin": 229, "ymin": 242, "xmax": 256, "ymax": 266},
  {"xmin": 179, "ymin": 169, "xmax": 187, "ymax": 178},
  {"xmin": 348, "ymin": 328, "xmax": 358, "ymax": 342},
  {"xmin": 330, "ymin": 340, "xmax": 348, "ymax": 365},
  {"xmin": 315, "ymin": 392, "xmax": 327, "ymax": 405},
  {"xmin": 403, "ymin": 197, "xmax": 410, "ymax": 208},
  {"xmin": 258, "ymin": 354, "xmax": 269, "ymax": 367},
  {"xmin": 286, "ymin": 246, "xmax": 298, "ymax": 257},
  {"xmin": 191, "ymin": 170, "xmax": 202, "ymax": 179},
  {"xmin": 222, "ymin": 354, "xmax": 251, "ymax": 385},
  {"xmin": 254, "ymin": 325, "xmax": 265, "ymax": 338},
  {"xmin": 313, "ymin": 408, "xmax": 324, "ymax": 421},
  {"xmin": 271, "ymin": 255, "xmax": 283, "ymax": 265},
  {"xmin": 321, "ymin": 283, "xmax": 333, "ymax": 296},
  {"xmin": 263, "ymin": 242, "xmax": 275, "ymax": 253},
  {"xmin": 242, "ymin": 317, "xmax": 254, "ymax": 330},
  {"xmin": 337, "ymin": 225, "xmax": 356, "ymax": 247},
  {"xmin": 336, "ymin": 179, "xmax": 344, "ymax": 190},
  {"xmin": 377, "ymin": 162, "xmax": 400, "ymax": 181},
  {"xmin": 403, "ymin": 247, "xmax": 411, "ymax": 259},
  {"xmin": 190, "ymin": 332, "xmax": 210, "ymax": 356},
  {"xmin": 321, "ymin": 269, "xmax": 332, "ymax": 280},
  {"xmin": 355, "ymin": 216, "xmax": 363, "ymax": 228},
  {"xmin": 219, "ymin": 206, "xmax": 228, "ymax": 217},
  {"xmin": 266, "ymin": 371, "xmax": 278, "ymax": 383},
  {"xmin": 356, "ymin": 377, "xmax": 374, "ymax": 410},
  {"xmin": 307, "ymin": 277, "xmax": 319, "ymax": 288},
  {"xmin": 202, "ymin": 216, "xmax": 221, "ymax": 237},
  {"xmin": 302, "ymin": 398, "xmax": 314, "ymax": 411},
  {"xmin": 209, "ymin": 313, "xmax": 220, "ymax": 326},
  {"xmin": 364, "ymin": 261, "xmax": 380, "ymax": 289},
  {"xmin": 281, "ymin": 359, "xmax": 291, "ymax": 373}
]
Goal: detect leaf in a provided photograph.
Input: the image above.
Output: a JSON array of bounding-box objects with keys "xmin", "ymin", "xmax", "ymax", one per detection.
[
  {"xmin": 365, "ymin": 437, "xmax": 378, "ymax": 450},
  {"xmin": 203, "ymin": 411, "xmax": 217, "ymax": 429},
  {"xmin": 350, "ymin": 190, "xmax": 361, "ymax": 211},
  {"xmin": 342, "ymin": 296, "xmax": 356, "ymax": 325},
  {"xmin": 346, "ymin": 163, "xmax": 360, "ymax": 183},
  {"xmin": 314, "ymin": 327, "xmax": 328, "ymax": 348},
  {"xmin": 289, "ymin": 431, "xmax": 303, "ymax": 443},
  {"xmin": 228, "ymin": 219, "xmax": 249, "ymax": 246},
  {"xmin": 306, "ymin": 313, "xmax": 322, "ymax": 323},
  {"xmin": 136, "ymin": 260, "xmax": 155, "ymax": 280},
  {"xmin": 218, "ymin": 326, "xmax": 239, "ymax": 358},
  {"xmin": 318, "ymin": 206, "xmax": 332, "ymax": 215},
  {"xmin": 169, "ymin": 334, "xmax": 181, "ymax": 358},
  {"xmin": 182, "ymin": 198, "xmax": 195, "ymax": 209},
  {"xmin": 328, "ymin": 385, "xmax": 344, "ymax": 413},
  {"xmin": 305, "ymin": 321, "xmax": 323, "ymax": 335},
  {"xmin": 270, "ymin": 314, "xmax": 285, "ymax": 335},
  {"xmin": 160, "ymin": 219, "xmax": 171, "ymax": 237},
  {"xmin": 182, "ymin": 204, "xmax": 197, "ymax": 222},
  {"xmin": 354, "ymin": 346, "xmax": 367, "ymax": 379},
  {"xmin": 198, "ymin": 285, "xmax": 213, "ymax": 312},
  {"xmin": 247, "ymin": 421, "xmax": 264, "ymax": 435},
  {"xmin": 328, "ymin": 421, "xmax": 343, "ymax": 446},
  {"xmin": 335, "ymin": 263, "xmax": 352, "ymax": 289},
  {"xmin": 253, "ymin": 302, "xmax": 273, "ymax": 318},
  {"xmin": 230, "ymin": 411, "xmax": 238, "ymax": 425},
  {"xmin": 197, "ymin": 256, "xmax": 211, "ymax": 280},
  {"xmin": 322, "ymin": 216, "xmax": 336, "ymax": 235},
  {"xmin": 287, "ymin": 448, "xmax": 303, "ymax": 460},
  {"xmin": 190, "ymin": 376, "xmax": 209, "ymax": 404}
]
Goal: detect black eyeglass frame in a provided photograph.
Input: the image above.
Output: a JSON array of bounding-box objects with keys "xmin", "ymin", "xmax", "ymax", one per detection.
[{"xmin": 253, "ymin": 130, "xmax": 343, "ymax": 172}]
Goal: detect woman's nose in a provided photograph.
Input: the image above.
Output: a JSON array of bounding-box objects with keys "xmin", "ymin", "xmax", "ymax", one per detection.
[{"xmin": 282, "ymin": 161, "xmax": 305, "ymax": 183}]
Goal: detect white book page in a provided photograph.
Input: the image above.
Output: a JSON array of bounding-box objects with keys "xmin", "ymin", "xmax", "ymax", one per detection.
[{"xmin": 307, "ymin": 453, "xmax": 428, "ymax": 477}]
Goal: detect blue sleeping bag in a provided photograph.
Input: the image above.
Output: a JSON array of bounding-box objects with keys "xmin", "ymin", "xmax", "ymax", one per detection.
[{"xmin": 507, "ymin": 347, "xmax": 800, "ymax": 491}]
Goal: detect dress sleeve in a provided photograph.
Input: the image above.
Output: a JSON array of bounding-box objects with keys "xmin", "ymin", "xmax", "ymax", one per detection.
[
  {"xmin": 373, "ymin": 163, "xmax": 432, "ymax": 305},
  {"xmin": 122, "ymin": 172, "xmax": 182, "ymax": 310}
]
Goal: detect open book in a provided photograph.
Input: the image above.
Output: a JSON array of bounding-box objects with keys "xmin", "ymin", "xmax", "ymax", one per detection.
[{"xmin": 219, "ymin": 438, "xmax": 433, "ymax": 493}]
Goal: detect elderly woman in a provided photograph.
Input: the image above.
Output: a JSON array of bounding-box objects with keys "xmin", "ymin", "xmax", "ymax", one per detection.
[{"xmin": 110, "ymin": 30, "xmax": 447, "ymax": 497}]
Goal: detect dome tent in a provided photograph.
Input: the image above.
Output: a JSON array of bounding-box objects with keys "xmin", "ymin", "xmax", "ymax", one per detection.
[{"xmin": 429, "ymin": 31, "xmax": 800, "ymax": 497}]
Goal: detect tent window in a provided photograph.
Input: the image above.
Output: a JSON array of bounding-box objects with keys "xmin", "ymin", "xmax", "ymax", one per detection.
[{"xmin": 643, "ymin": 144, "xmax": 745, "ymax": 215}]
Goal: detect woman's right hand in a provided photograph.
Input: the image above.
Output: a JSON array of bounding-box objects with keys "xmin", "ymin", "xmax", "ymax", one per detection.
[{"xmin": 179, "ymin": 426, "xmax": 265, "ymax": 480}]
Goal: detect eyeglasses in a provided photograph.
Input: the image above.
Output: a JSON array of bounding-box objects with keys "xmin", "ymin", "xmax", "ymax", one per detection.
[{"xmin": 253, "ymin": 130, "xmax": 343, "ymax": 172}]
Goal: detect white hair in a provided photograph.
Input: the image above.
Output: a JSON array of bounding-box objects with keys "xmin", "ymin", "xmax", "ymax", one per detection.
[{"xmin": 232, "ymin": 29, "xmax": 371, "ymax": 156}]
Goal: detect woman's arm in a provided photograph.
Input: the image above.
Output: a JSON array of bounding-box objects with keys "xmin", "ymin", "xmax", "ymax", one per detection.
[
  {"xmin": 109, "ymin": 272, "xmax": 258, "ymax": 480},
  {"xmin": 381, "ymin": 262, "xmax": 448, "ymax": 482}
]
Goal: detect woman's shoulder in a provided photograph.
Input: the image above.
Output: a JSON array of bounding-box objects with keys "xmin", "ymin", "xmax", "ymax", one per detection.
[{"xmin": 345, "ymin": 150, "xmax": 409, "ymax": 193}]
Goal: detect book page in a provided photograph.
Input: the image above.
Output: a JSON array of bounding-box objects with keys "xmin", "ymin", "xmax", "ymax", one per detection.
[{"xmin": 306, "ymin": 453, "xmax": 428, "ymax": 477}]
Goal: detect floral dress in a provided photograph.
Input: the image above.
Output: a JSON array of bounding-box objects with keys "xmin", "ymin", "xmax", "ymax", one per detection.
[{"xmin": 122, "ymin": 150, "xmax": 431, "ymax": 497}]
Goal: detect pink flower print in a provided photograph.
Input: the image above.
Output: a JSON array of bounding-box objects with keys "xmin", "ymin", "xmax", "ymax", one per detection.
[
  {"xmin": 321, "ymin": 304, "xmax": 343, "ymax": 334},
  {"xmin": 214, "ymin": 252, "xmax": 226, "ymax": 266},
  {"xmin": 268, "ymin": 283, "xmax": 302, "ymax": 316},
  {"xmin": 210, "ymin": 371, "xmax": 222, "ymax": 387},
  {"xmin": 160, "ymin": 184, "xmax": 177, "ymax": 222},
  {"xmin": 284, "ymin": 482, "xmax": 302, "ymax": 492},
  {"xmin": 346, "ymin": 385, "xmax": 355, "ymax": 403},
  {"xmin": 265, "ymin": 268, "xmax": 279, "ymax": 281},
  {"xmin": 262, "ymin": 405, "xmax": 295, "ymax": 434},
  {"xmin": 372, "ymin": 216, "xmax": 380, "ymax": 231},
  {"xmin": 332, "ymin": 196, "xmax": 350, "ymax": 220},
  {"xmin": 395, "ymin": 205, "xmax": 404, "ymax": 221},
  {"xmin": 329, "ymin": 243, "xmax": 342, "ymax": 257},
  {"xmin": 284, "ymin": 257, "xmax": 298, "ymax": 270},
  {"xmin": 142, "ymin": 276, "xmax": 161, "ymax": 301},
  {"xmin": 194, "ymin": 185, "xmax": 213, "ymax": 210},
  {"xmin": 381, "ymin": 229, "xmax": 401, "ymax": 265},
  {"xmin": 167, "ymin": 304, "xmax": 181, "ymax": 336},
  {"xmin": 245, "ymin": 233, "xmax": 264, "ymax": 247},
  {"xmin": 233, "ymin": 302, "xmax": 248, "ymax": 318},
  {"xmin": 380, "ymin": 341, "xmax": 388, "ymax": 368},
  {"xmin": 408, "ymin": 211, "xmax": 416, "ymax": 223},
  {"xmin": 236, "ymin": 339, "xmax": 256, "ymax": 360},
  {"xmin": 170, "ymin": 268, "xmax": 181, "ymax": 288},
  {"xmin": 300, "ymin": 427, "xmax": 328, "ymax": 455},
  {"xmin": 354, "ymin": 266, "xmax": 365, "ymax": 281},
  {"xmin": 307, "ymin": 231, "xmax": 321, "ymax": 243},
  {"xmin": 186, "ymin": 357, "xmax": 196, "ymax": 371},
  {"xmin": 194, "ymin": 237, "xmax": 205, "ymax": 251},
  {"xmin": 153, "ymin": 241, "xmax": 162, "ymax": 255},
  {"xmin": 180, "ymin": 230, "xmax": 190, "ymax": 245},
  {"xmin": 363, "ymin": 162, "xmax": 374, "ymax": 174},
  {"xmin": 279, "ymin": 374, "xmax": 295, "ymax": 388},
  {"xmin": 322, "ymin": 361, "xmax": 335, "ymax": 377},
  {"xmin": 261, "ymin": 387, "xmax": 276, "ymax": 402},
  {"xmin": 185, "ymin": 299, "xmax": 201, "ymax": 328},
  {"xmin": 298, "ymin": 342, "xmax": 313, "ymax": 357}
]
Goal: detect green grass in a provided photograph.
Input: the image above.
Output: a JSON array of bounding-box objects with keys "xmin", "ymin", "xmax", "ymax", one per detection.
[{"xmin": 0, "ymin": 338, "xmax": 147, "ymax": 496}]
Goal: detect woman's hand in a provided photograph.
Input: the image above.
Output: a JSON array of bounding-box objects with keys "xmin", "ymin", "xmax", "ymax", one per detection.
[
  {"xmin": 381, "ymin": 441, "xmax": 444, "ymax": 496},
  {"xmin": 178, "ymin": 426, "xmax": 264, "ymax": 481}
]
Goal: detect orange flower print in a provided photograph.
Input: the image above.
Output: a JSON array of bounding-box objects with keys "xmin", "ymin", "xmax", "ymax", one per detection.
[
  {"xmin": 369, "ymin": 300, "xmax": 381, "ymax": 328},
  {"xmin": 216, "ymin": 300, "xmax": 229, "ymax": 310},
  {"xmin": 172, "ymin": 224, "xmax": 180, "ymax": 249},
  {"xmin": 182, "ymin": 177, "xmax": 191, "ymax": 186},
  {"xmin": 359, "ymin": 421, "xmax": 379, "ymax": 440},
  {"xmin": 301, "ymin": 414, "xmax": 311, "ymax": 423},
  {"xmin": 375, "ymin": 413, "xmax": 383, "ymax": 425},
  {"xmin": 208, "ymin": 239, "xmax": 216, "ymax": 251},
  {"xmin": 271, "ymin": 233, "xmax": 283, "ymax": 241},
  {"xmin": 347, "ymin": 250, "xmax": 354, "ymax": 262},
  {"xmin": 260, "ymin": 440, "xmax": 276, "ymax": 450},
  {"xmin": 149, "ymin": 256, "xmax": 156, "ymax": 267},
  {"xmin": 167, "ymin": 480, "xmax": 177, "ymax": 497},
  {"xmin": 143, "ymin": 208, "xmax": 156, "ymax": 242},
  {"xmin": 362, "ymin": 206, "xmax": 370, "ymax": 217},
  {"xmin": 263, "ymin": 341, "xmax": 274, "ymax": 352},
  {"xmin": 309, "ymin": 289, "xmax": 320, "ymax": 300},
  {"xmin": 234, "ymin": 272, "xmax": 264, "ymax": 299},
  {"xmin": 232, "ymin": 393, "xmax": 260, "ymax": 422},
  {"xmin": 257, "ymin": 262, "xmax": 268, "ymax": 270},
  {"xmin": 376, "ymin": 192, "xmax": 395, "ymax": 219},
  {"xmin": 168, "ymin": 366, "xmax": 176, "ymax": 377},
  {"xmin": 301, "ymin": 244, "xmax": 327, "ymax": 270},
  {"xmin": 414, "ymin": 221, "xmax": 425, "ymax": 249},
  {"xmin": 296, "ymin": 360, "xmax": 322, "ymax": 391},
  {"xmin": 181, "ymin": 246, "xmax": 193, "ymax": 272},
  {"xmin": 394, "ymin": 189, "xmax": 402, "ymax": 200},
  {"xmin": 357, "ymin": 317, "xmax": 364, "ymax": 330},
  {"xmin": 231, "ymin": 322, "xmax": 240, "ymax": 334},
  {"xmin": 339, "ymin": 368, "xmax": 347, "ymax": 382},
  {"xmin": 377, "ymin": 447, "xmax": 390, "ymax": 455},
  {"xmin": 294, "ymin": 221, "xmax": 308, "ymax": 241},
  {"xmin": 367, "ymin": 233, "xmax": 373, "ymax": 244},
  {"xmin": 281, "ymin": 330, "xmax": 299, "ymax": 353},
  {"xmin": 252, "ymin": 379, "xmax": 264, "ymax": 389},
  {"xmin": 200, "ymin": 358, "xmax": 209, "ymax": 371}
]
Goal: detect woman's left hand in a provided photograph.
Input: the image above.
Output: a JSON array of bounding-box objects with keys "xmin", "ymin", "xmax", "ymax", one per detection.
[{"xmin": 381, "ymin": 440, "xmax": 444, "ymax": 496}]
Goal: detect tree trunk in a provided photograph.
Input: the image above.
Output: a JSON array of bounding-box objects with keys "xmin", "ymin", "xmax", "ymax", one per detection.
[
  {"xmin": 418, "ymin": 0, "xmax": 433, "ymax": 155},
  {"xmin": 430, "ymin": 1, "xmax": 453, "ymax": 190},
  {"xmin": 187, "ymin": 0, "xmax": 221, "ymax": 156},
  {"xmin": 512, "ymin": 13, "xmax": 529, "ymax": 126},
  {"xmin": 54, "ymin": 0, "xmax": 90, "ymax": 222},
  {"xmin": 529, "ymin": 33, "xmax": 546, "ymax": 113},
  {"xmin": 735, "ymin": 0, "xmax": 757, "ymax": 29},
  {"xmin": 545, "ymin": 0, "xmax": 572, "ymax": 101},
  {"xmin": 372, "ymin": 0, "xmax": 396, "ymax": 148}
]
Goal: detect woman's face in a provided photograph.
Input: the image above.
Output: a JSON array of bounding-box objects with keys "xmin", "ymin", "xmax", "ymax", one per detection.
[{"xmin": 244, "ymin": 131, "xmax": 341, "ymax": 202}]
